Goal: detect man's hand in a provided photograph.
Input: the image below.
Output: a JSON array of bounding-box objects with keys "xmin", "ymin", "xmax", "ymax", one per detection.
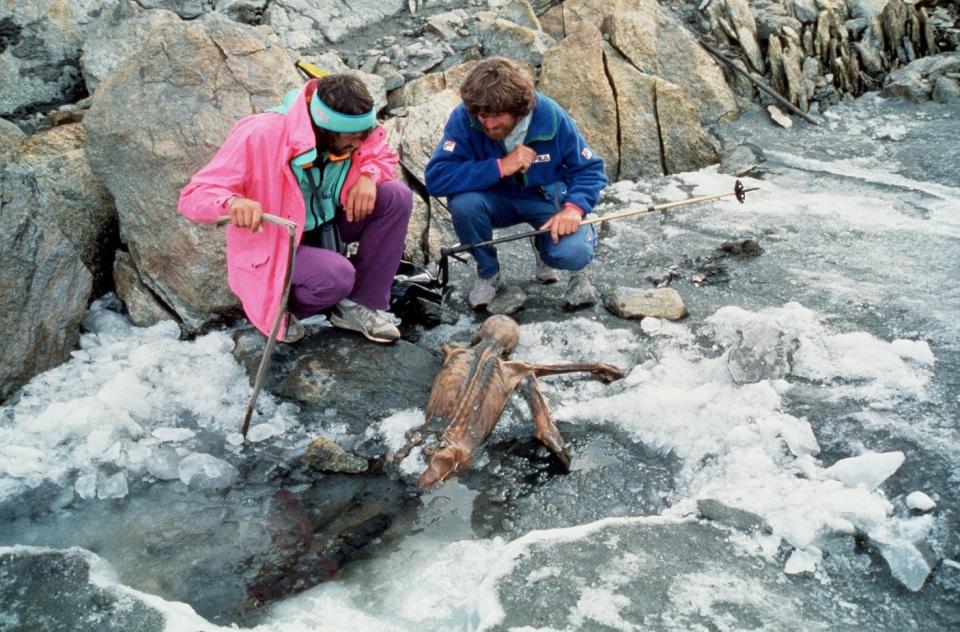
[
  {"xmin": 345, "ymin": 175, "xmax": 377, "ymax": 222},
  {"xmin": 500, "ymin": 145, "xmax": 536, "ymax": 176},
  {"xmin": 540, "ymin": 204, "xmax": 583, "ymax": 244},
  {"xmin": 229, "ymin": 197, "xmax": 263, "ymax": 233}
]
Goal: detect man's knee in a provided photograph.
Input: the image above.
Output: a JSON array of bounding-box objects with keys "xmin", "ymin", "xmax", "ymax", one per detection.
[
  {"xmin": 447, "ymin": 191, "xmax": 490, "ymax": 221},
  {"xmin": 541, "ymin": 229, "xmax": 596, "ymax": 271}
]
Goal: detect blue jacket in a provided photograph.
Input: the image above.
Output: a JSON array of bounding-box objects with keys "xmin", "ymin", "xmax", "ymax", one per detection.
[{"xmin": 424, "ymin": 93, "xmax": 607, "ymax": 214}]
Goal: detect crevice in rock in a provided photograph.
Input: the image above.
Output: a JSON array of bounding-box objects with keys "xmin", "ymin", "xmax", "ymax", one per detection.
[
  {"xmin": 559, "ymin": 0, "xmax": 567, "ymax": 39},
  {"xmin": 600, "ymin": 50, "xmax": 622, "ymax": 181},
  {"xmin": 652, "ymin": 83, "xmax": 667, "ymax": 176}
]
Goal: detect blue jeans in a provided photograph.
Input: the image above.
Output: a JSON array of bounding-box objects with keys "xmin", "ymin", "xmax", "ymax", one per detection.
[{"xmin": 447, "ymin": 190, "xmax": 597, "ymax": 279}]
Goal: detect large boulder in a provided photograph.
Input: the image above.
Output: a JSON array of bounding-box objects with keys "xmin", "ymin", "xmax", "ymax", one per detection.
[
  {"xmin": 0, "ymin": 119, "xmax": 25, "ymax": 166},
  {"xmin": 656, "ymin": 80, "xmax": 720, "ymax": 174},
  {"xmin": 80, "ymin": 2, "xmax": 184, "ymax": 94},
  {"xmin": 478, "ymin": 17, "xmax": 556, "ymax": 67},
  {"xmin": 540, "ymin": 22, "xmax": 719, "ymax": 181},
  {"xmin": 602, "ymin": 49, "xmax": 663, "ymax": 179},
  {"xmin": 539, "ymin": 23, "xmax": 619, "ymax": 181},
  {"xmin": 881, "ymin": 51, "xmax": 960, "ymax": 101},
  {"xmin": 83, "ymin": 13, "xmax": 301, "ymax": 332},
  {"xmin": 556, "ymin": 0, "xmax": 637, "ymax": 36},
  {"xmin": 602, "ymin": 2, "xmax": 739, "ymax": 125},
  {"xmin": 0, "ymin": 171, "xmax": 92, "ymax": 402},
  {"xmin": 0, "ymin": 0, "xmax": 114, "ymax": 117},
  {"xmin": 556, "ymin": 0, "xmax": 738, "ymax": 126},
  {"xmin": 3, "ymin": 123, "xmax": 118, "ymax": 294}
]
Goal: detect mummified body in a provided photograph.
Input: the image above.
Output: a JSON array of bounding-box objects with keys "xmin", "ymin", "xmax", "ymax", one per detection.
[{"xmin": 402, "ymin": 315, "xmax": 624, "ymax": 490}]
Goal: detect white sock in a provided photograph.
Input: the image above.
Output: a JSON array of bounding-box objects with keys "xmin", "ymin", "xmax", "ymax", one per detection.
[{"xmin": 339, "ymin": 298, "xmax": 358, "ymax": 308}]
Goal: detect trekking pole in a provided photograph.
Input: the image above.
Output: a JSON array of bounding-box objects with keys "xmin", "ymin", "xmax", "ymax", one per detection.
[
  {"xmin": 438, "ymin": 179, "xmax": 758, "ymax": 286},
  {"xmin": 216, "ymin": 213, "xmax": 298, "ymax": 438}
]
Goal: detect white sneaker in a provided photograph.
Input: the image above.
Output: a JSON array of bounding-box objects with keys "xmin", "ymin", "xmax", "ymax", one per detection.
[
  {"xmin": 531, "ymin": 237, "xmax": 560, "ymax": 284},
  {"xmin": 281, "ymin": 314, "xmax": 305, "ymax": 343},
  {"xmin": 329, "ymin": 302, "xmax": 400, "ymax": 344},
  {"xmin": 468, "ymin": 272, "xmax": 502, "ymax": 309}
]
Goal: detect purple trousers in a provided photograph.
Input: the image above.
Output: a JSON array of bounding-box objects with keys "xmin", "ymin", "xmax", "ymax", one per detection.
[{"xmin": 288, "ymin": 180, "xmax": 413, "ymax": 318}]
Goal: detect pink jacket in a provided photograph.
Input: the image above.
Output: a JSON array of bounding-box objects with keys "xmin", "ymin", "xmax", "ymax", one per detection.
[{"xmin": 178, "ymin": 79, "xmax": 398, "ymax": 338}]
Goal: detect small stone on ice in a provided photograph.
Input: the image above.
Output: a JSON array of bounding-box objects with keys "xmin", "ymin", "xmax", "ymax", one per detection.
[{"xmin": 768, "ymin": 105, "xmax": 794, "ymax": 129}]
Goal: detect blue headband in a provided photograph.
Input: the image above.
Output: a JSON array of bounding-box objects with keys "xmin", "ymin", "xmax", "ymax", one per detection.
[{"xmin": 310, "ymin": 94, "xmax": 376, "ymax": 133}]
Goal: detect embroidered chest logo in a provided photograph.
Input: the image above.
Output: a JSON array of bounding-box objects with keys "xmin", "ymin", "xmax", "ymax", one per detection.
[
  {"xmin": 442, "ymin": 140, "xmax": 456, "ymax": 152},
  {"xmin": 581, "ymin": 147, "xmax": 593, "ymax": 159},
  {"xmin": 533, "ymin": 153, "xmax": 551, "ymax": 163}
]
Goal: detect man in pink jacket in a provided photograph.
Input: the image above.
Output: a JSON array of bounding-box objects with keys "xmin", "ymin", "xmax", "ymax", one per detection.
[{"xmin": 179, "ymin": 74, "xmax": 413, "ymax": 344}]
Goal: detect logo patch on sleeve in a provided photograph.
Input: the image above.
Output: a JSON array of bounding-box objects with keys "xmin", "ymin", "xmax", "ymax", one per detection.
[
  {"xmin": 533, "ymin": 153, "xmax": 551, "ymax": 163},
  {"xmin": 442, "ymin": 140, "xmax": 456, "ymax": 152},
  {"xmin": 581, "ymin": 147, "xmax": 594, "ymax": 159}
]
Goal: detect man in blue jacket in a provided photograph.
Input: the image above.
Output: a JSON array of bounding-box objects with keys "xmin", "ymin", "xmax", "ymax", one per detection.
[{"xmin": 424, "ymin": 56, "xmax": 608, "ymax": 309}]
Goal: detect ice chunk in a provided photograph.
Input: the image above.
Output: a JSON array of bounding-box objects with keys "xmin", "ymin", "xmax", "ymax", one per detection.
[
  {"xmin": 145, "ymin": 446, "xmax": 181, "ymax": 481},
  {"xmin": 96, "ymin": 372, "xmax": 153, "ymax": 419},
  {"xmin": 398, "ymin": 445, "xmax": 426, "ymax": 477},
  {"xmin": 872, "ymin": 122, "xmax": 907, "ymax": 141},
  {"xmin": 906, "ymin": 491, "xmax": 935, "ymax": 512},
  {"xmin": 151, "ymin": 427, "xmax": 195, "ymax": 443},
  {"xmin": 869, "ymin": 517, "xmax": 937, "ymax": 590},
  {"xmin": 784, "ymin": 546, "xmax": 822, "ymax": 575},
  {"xmin": 75, "ymin": 472, "xmax": 97, "ymax": 499},
  {"xmin": 246, "ymin": 423, "xmax": 280, "ymax": 443},
  {"xmin": 97, "ymin": 472, "xmax": 128, "ymax": 499},
  {"xmin": 697, "ymin": 499, "xmax": 769, "ymax": 532},
  {"xmin": 81, "ymin": 305, "xmax": 131, "ymax": 335},
  {"xmin": 178, "ymin": 453, "xmax": 238, "ymax": 490},
  {"xmin": 370, "ymin": 409, "xmax": 425, "ymax": 451},
  {"xmin": 86, "ymin": 429, "xmax": 115, "ymax": 458},
  {"xmin": 890, "ymin": 339, "xmax": 934, "ymax": 364},
  {"xmin": 0, "ymin": 445, "xmax": 46, "ymax": 479},
  {"xmin": 778, "ymin": 415, "xmax": 820, "ymax": 457},
  {"xmin": 225, "ymin": 433, "xmax": 245, "ymax": 447},
  {"xmin": 726, "ymin": 324, "xmax": 796, "ymax": 384},
  {"xmin": 872, "ymin": 539, "xmax": 935, "ymax": 591},
  {"xmin": 640, "ymin": 317, "xmax": 662, "ymax": 335},
  {"xmin": 122, "ymin": 441, "xmax": 152, "ymax": 467},
  {"xmin": 822, "ymin": 451, "xmax": 904, "ymax": 490}
]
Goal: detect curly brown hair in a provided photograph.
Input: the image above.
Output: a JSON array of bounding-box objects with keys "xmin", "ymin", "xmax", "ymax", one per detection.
[
  {"xmin": 314, "ymin": 74, "xmax": 374, "ymax": 115},
  {"xmin": 460, "ymin": 57, "xmax": 535, "ymax": 118}
]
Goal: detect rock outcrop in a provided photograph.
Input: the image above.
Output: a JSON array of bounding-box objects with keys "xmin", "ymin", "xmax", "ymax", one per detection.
[
  {"xmin": 0, "ymin": 170, "xmax": 93, "ymax": 401},
  {"xmin": 701, "ymin": 0, "xmax": 954, "ymax": 112},
  {"xmin": 0, "ymin": 121, "xmax": 117, "ymax": 401},
  {"xmin": 0, "ymin": 0, "xmax": 109, "ymax": 118}
]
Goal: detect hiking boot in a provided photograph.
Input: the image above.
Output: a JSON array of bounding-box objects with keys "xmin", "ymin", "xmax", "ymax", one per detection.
[
  {"xmin": 329, "ymin": 302, "xmax": 400, "ymax": 344},
  {"xmin": 531, "ymin": 239, "xmax": 560, "ymax": 284},
  {"xmin": 468, "ymin": 272, "xmax": 502, "ymax": 309},
  {"xmin": 282, "ymin": 314, "xmax": 305, "ymax": 343}
]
